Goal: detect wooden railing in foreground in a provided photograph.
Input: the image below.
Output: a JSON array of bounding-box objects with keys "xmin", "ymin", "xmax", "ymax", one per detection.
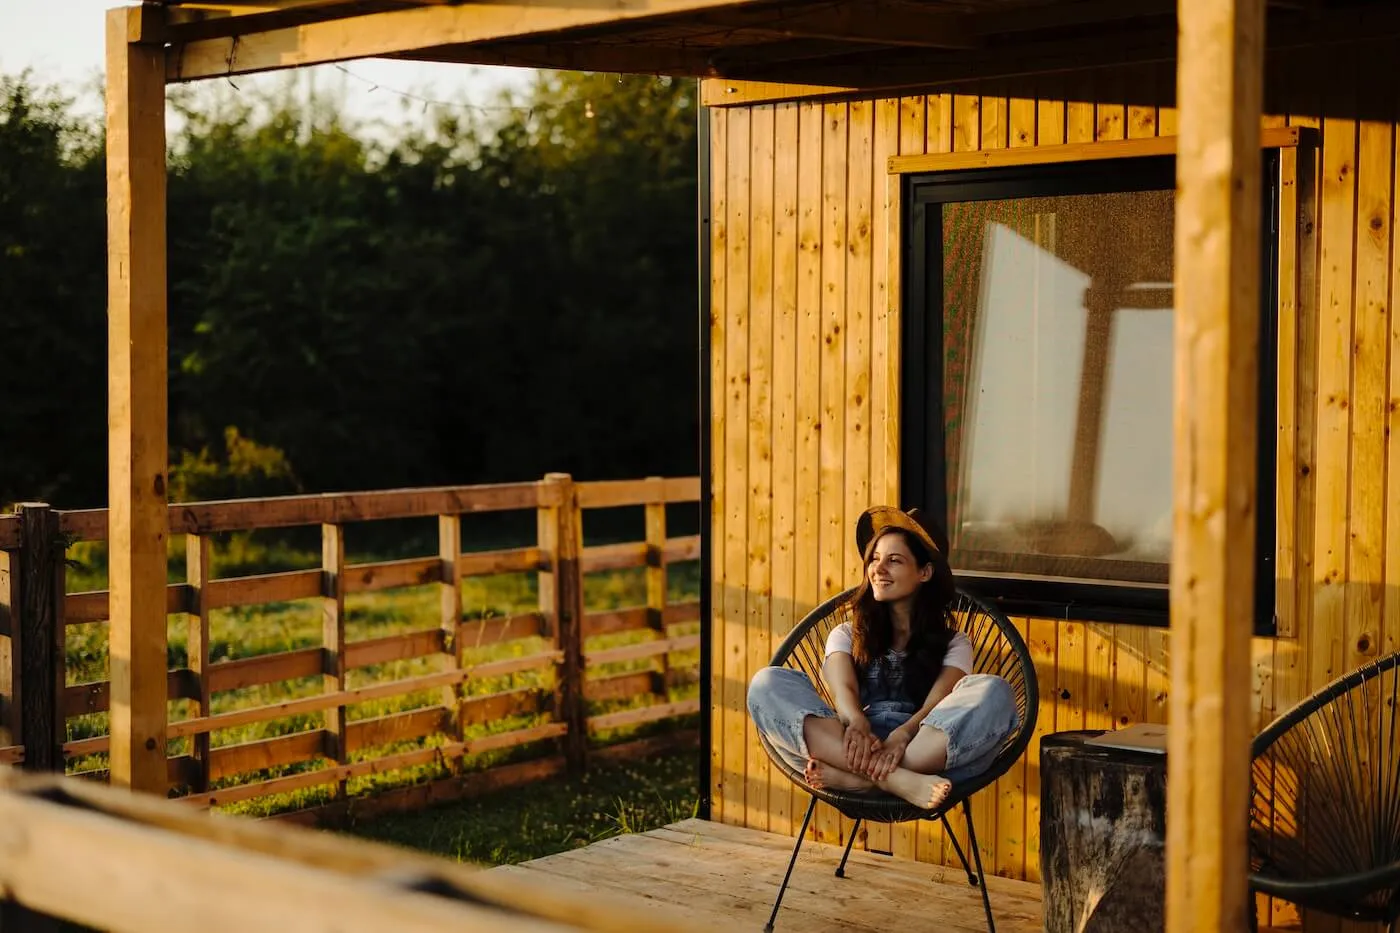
[
  {"xmin": 0, "ymin": 474, "xmax": 701, "ymax": 815},
  {"xmin": 0, "ymin": 770, "xmax": 706, "ymax": 933}
]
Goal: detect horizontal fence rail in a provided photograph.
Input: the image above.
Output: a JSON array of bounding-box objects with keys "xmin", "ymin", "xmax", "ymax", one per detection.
[{"xmin": 0, "ymin": 473, "xmax": 702, "ymax": 816}]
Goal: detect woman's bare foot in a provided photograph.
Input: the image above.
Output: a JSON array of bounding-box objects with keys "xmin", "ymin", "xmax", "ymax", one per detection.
[
  {"xmin": 804, "ymin": 758, "xmax": 875, "ymax": 792},
  {"xmin": 878, "ymin": 768, "xmax": 953, "ymax": 810}
]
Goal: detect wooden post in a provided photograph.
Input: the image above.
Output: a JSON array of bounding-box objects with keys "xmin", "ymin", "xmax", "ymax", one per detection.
[
  {"xmin": 1168, "ymin": 1, "xmax": 1264, "ymax": 931},
  {"xmin": 438, "ymin": 514, "xmax": 465, "ymax": 770},
  {"xmin": 15, "ymin": 505, "xmax": 64, "ymax": 773},
  {"xmin": 0, "ymin": 532, "xmax": 17, "ymax": 750},
  {"xmin": 106, "ymin": 5, "xmax": 169, "ymax": 794},
  {"xmin": 644, "ymin": 480, "xmax": 671, "ymax": 699},
  {"xmin": 185, "ymin": 534, "xmax": 212, "ymax": 792},
  {"xmin": 321, "ymin": 524, "xmax": 348, "ymax": 797},
  {"xmin": 539, "ymin": 474, "xmax": 586, "ymax": 775}
]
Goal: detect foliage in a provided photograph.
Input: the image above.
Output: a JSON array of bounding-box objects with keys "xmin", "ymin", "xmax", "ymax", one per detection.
[
  {"xmin": 0, "ymin": 73, "xmax": 106, "ymax": 506},
  {"xmin": 1, "ymin": 70, "xmax": 700, "ymax": 508},
  {"xmin": 168, "ymin": 426, "xmax": 301, "ymax": 503}
]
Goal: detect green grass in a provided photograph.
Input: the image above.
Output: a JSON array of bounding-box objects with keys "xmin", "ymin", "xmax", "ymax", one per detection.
[
  {"xmin": 338, "ymin": 748, "xmax": 700, "ymax": 866},
  {"xmin": 60, "ymin": 533, "xmax": 702, "ymax": 817}
]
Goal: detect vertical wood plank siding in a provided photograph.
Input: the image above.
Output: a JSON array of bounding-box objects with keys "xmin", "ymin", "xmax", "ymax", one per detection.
[{"xmin": 708, "ymin": 44, "xmax": 1400, "ymax": 919}]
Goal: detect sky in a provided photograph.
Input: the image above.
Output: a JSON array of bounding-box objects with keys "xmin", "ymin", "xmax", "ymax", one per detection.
[{"xmin": 0, "ymin": 0, "xmax": 535, "ymax": 126}]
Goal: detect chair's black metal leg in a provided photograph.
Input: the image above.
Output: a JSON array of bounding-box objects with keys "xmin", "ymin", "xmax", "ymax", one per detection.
[
  {"xmin": 765, "ymin": 796, "xmax": 817, "ymax": 933},
  {"xmin": 940, "ymin": 813, "xmax": 978, "ymax": 886},
  {"xmin": 835, "ymin": 819, "xmax": 862, "ymax": 878},
  {"xmin": 962, "ymin": 798, "xmax": 996, "ymax": 933}
]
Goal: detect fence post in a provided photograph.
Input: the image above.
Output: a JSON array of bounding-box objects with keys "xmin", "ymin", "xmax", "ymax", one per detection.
[
  {"xmin": 644, "ymin": 478, "xmax": 671, "ymax": 700},
  {"xmin": 321, "ymin": 523, "xmax": 348, "ymax": 797},
  {"xmin": 16, "ymin": 504, "xmax": 64, "ymax": 774},
  {"xmin": 185, "ymin": 533, "xmax": 212, "ymax": 792},
  {"xmin": 438, "ymin": 513, "xmax": 465, "ymax": 771},
  {"xmin": 539, "ymin": 473, "xmax": 586, "ymax": 775},
  {"xmin": 0, "ymin": 529, "xmax": 64, "ymax": 933},
  {"xmin": 0, "ymin": 521, "xmax": 18, "ymax": 751}
]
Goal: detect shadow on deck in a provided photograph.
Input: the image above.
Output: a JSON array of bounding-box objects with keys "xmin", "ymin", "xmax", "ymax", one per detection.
[{"xmin": 490, "ymin": 817, "xmax": 1043, "ymax": 932}]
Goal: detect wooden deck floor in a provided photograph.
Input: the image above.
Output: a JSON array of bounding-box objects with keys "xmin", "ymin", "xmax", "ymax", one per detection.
[{"xmin": 491, "ymin": 818, "xmax": 1042, "ymax": 932}]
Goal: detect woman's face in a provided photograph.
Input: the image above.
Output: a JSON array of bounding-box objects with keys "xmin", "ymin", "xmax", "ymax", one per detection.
[{"xmin": 866, "ymin": 531, "xmax": 933, "ymax": 604}]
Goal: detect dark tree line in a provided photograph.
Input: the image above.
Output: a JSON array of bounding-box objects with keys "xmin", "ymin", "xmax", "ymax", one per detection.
[{"xmin": 0, "ymin": 70, "xmax": 700, "ymax": 508}]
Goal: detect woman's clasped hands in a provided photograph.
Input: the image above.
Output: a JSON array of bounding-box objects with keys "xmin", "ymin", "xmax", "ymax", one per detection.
[{"xmin": 840, "ymin": 714, "xmax": 909, "ymax": 784}]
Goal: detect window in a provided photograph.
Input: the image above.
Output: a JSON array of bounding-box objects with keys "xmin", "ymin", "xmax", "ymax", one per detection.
[{"xmin": 901, "ymin": 153, "xmax": 1279, "ymax": 630}]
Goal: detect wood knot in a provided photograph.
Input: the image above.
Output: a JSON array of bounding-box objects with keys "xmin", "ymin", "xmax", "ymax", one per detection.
[
  {"xmin": 1358, "ymin": 633, "xmax": 1373, "ymax": 654},
  {"xmin": 1059, "ymin": 688, "xmax": 1071, "ymax": 701}
]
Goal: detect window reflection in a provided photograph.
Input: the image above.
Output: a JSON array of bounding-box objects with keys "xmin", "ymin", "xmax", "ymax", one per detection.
[{"xmin": 942, "ymin": 190, "xmax": 1174, "ymax": 585}]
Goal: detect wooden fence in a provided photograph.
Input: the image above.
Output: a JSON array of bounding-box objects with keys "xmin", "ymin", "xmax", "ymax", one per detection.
[{"xmin": 0, "ymin": 473, "xmax": 701, "ymax": 816}]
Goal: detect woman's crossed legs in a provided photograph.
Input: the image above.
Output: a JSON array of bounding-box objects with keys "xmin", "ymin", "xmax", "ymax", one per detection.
[
  {"xmin": 801, "ymin": 716, "xmax": 953, "ymax": 810},
  {"xmin": 747, "ymin": 665, "xmax": 1018, "ymax": 810}
]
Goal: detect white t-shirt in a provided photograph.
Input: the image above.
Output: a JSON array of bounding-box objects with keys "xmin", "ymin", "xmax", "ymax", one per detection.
[{"xmin": 824, "ymin": 622, "xmax": 975, "ymax": 675}]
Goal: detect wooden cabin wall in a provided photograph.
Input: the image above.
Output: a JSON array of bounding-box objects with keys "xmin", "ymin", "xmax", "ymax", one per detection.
[{"xmin": 708, "ymin": 38, "xmax": 1400, "ymax": 914}]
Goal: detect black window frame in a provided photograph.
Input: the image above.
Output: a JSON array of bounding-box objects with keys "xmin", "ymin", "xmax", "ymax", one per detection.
[{"xmin": 900, "ymin": 151, "xmax": 1280, "ymax": 634}]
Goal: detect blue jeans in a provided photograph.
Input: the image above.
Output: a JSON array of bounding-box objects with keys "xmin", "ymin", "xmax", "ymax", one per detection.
[{"xmin": 746, "ymin": 666, "xmax": 1020, "ymax": 785}]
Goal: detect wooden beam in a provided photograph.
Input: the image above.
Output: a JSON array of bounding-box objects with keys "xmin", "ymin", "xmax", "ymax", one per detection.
[
  {"xmin": 971, "ymin": 0, "xmax": 1175, "ymax": 34},
  {"xmin": 701, "ymin": 79, "xmax": 855, "ymax": 107},
  {"xmin": 167, "ymin": 1, "xmax": 427, "ymax": 42},
  {"xmin": 106, "ymin": 6, "xmax": 169, "ymax": 795},
  {"xmin": 164, "ymin": 0, "xmax": 768, "ymax": 83},
  {"xmin": 716, "ymin": 21, "xmax": 1179, "ymax": 92},
  {"xmin": 706, "ymin": 38, "xmax": 890, "ymax": 70},
  {"xmin": 0, "ymin": 769, "xmax": 709, "ymax": 933},
  {"xmin": 887, "ymin": 126, "xmax": 1307, "ymax": 173},
  {"xmin": 1167, "ymin": 0, "xmax": 1263, "ymax": 930},
  {"xmin": 393, "ymin": 41, "xmax": 716, "ymax": 76},
  {"xmin": 687, "ymin": 3, "xmax": 977, "ymax": 50}
]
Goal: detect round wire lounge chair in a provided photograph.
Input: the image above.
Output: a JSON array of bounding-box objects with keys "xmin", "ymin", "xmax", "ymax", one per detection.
[
  {"xmin": 755, "ymin": 586, "xmax": 1038, "ymax": 933},
  {"xmin": 1249, "ymin": 650, "xmax": 1400, "ymax": 932}
]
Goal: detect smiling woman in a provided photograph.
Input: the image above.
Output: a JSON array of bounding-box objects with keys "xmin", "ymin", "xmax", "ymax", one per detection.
[{"xmin": 745, "ymin": 505, "xmax": 1019, "ymax": 812}]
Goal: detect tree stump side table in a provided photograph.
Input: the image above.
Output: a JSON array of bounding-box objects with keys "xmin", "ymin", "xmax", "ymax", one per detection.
[{"xmin": 1040, "ymin": 729, "xmax": 1168, "ymax": 933}]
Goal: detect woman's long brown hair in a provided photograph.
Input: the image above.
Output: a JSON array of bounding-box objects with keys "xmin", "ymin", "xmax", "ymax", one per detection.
[{"xmin": 849, "ymin": 529, "xmax": 954, "ymax": 704}]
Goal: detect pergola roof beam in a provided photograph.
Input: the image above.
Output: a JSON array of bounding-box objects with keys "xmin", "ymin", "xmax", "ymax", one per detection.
[
  {"xmin": 683, "ymin": 2, "xmax": 978, "ymax": 50},
  {"xmin": 394, "ymin": 40, "xmax": 717, "ymax": 75},
  {"xmin": 163, "ymin": 0, "xmax": 770, "ymax": 83}
]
